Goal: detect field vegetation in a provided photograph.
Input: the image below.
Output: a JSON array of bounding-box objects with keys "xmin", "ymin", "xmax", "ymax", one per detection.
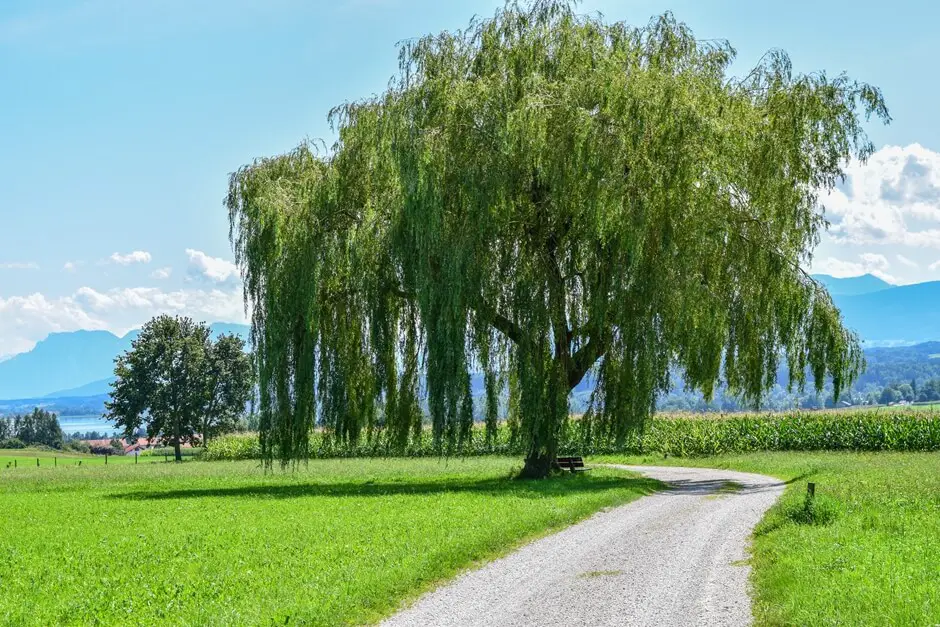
[
  {"xmin": 0, "ymin": 457, "xmax": 656, "ymax": 625},
  {"xmin": 599, "ymin": 451, "xmax": 940, "ymax": 626},
  {"xmin": 203, "ymin": 407, "xmax": 940, "ymax": 461}
]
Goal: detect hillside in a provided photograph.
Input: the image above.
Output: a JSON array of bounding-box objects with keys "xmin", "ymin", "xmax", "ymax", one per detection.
[
  {"xmin": 0, "ymin": 323, "xmax": 250, "ymax": 400},
  {"xmin": 832, "ymin": 281, "xmax": 940, "ymax": 344},
  {"xmin": 812, "ymin": 273, "xmax": 892, "ymax": 296}
]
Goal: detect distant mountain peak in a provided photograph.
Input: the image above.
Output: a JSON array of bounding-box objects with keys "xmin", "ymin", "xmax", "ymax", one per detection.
[
  {"xmin": 0, "ymin": 322, "xmax": 249, "ymax": 400},
  {"xmin": 811, "ymin": 273, "xmax": 893, "ymax": 297}
]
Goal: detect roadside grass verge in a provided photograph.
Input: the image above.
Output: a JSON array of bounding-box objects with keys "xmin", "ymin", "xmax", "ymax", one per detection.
[
  {"xmin": 0, "ymin": 457, "xmax": 658, "ymax": 625},
  {"xmin": 595, "ymin": 451, "xmax": 940, "ymax": 626}
]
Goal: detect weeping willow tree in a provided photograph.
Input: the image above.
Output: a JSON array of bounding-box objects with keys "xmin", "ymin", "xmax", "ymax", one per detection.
[{"xmin": 226, "ymin": 0, "xmax": 888, "ymax": 477}]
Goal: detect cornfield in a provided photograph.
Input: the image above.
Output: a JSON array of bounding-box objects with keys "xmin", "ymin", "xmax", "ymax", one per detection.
[{"xmin": 204, "ymin": 407, "xmax": 940, "ymax": 461}]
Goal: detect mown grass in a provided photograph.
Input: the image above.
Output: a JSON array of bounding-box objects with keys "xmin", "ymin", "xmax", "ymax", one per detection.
[
  {"xmin": 597, "ymin": 451, "xmax": 940, "ymax": 626},
  {"xmin": 0, "ymin": 448, "xmax": 170, "ymax": 467},
  {"xmin": 0, "ymin": 457, "xmax": 658, "ymax": 625}
]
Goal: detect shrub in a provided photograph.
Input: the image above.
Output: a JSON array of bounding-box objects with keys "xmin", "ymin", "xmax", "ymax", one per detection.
[
  {"xmin": 0, "ymin": 437, "xmax": 26, "ymax": 449},
  {"xmin": 62, "ymin": 440, "xmax": 91, "ymax": 454}
]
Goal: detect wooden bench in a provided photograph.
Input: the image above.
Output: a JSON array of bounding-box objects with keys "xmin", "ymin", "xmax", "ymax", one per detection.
[{"xmin": 554, "ymin": 456, "xmax": 589, "ymax": 473}]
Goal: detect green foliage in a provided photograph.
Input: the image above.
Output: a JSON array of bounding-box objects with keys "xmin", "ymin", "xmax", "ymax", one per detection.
[
  {"xmin": 601, "ymin": 452, "xmax": 940, "ymax": 626},
  {"xmin": 0, "ymin": 457, "xmax": 655, "ymax": 625},
  {"xmin": 202, "ymin": 433, "xmax": 261, "ymax": 461},
  {"xmin": 227, "ymin": 0, "xmax": 887, "ymax": 475},
  {"xmin": 106, "ymin": 315, "xmax": 253, "ymax": 460},
  {"xmin": 62, "ymin": 440, "xmax": 91, "ymax": 454},
  {"xmin": 0, "ymin": 438, "xmax": 26, "ymax": 449},
  {"xmin": 204, "ymin": 408, "xmax": 940, "ymax": 460},
  {"xmin": 1, "ymin": 408, "xmax": 64, "ymax": 449}
]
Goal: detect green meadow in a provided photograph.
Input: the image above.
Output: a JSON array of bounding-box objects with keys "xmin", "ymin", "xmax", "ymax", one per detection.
[{"xmin": 0, "ymin": 457, "xmax": 657, "ymax": 626}]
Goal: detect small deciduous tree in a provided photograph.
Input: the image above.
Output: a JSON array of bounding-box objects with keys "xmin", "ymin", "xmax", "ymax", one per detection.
[
  {"xmin": 106, "ymin": 315, "xmax": 252, "ymax": 461},
  {"xmin": 226, "ymin": 0, "xmax": 887, "ymax": 477}
]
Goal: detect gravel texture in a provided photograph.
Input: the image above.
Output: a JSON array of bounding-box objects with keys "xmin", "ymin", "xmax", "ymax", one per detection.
[{"xmin": 381, "ymin": 465, "xmax": 785, "ymax": 627}]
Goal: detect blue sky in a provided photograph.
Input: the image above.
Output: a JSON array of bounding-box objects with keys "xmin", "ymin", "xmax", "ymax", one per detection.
[{"xmin": 1, "ymin": 0, "xmax": 939, "ymax": 356}]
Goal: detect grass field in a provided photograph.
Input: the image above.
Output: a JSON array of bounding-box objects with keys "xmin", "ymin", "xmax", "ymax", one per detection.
[
  {"xmin": 597, "ymin": 451, "xmax": 940, "ymax": 626},
  {"xmin": 0, "ymin": 457, "xmax": 658, "ymax": 625},
  {"xmin": 0, "ymin": 448, "xmax": 172, "ymax": 467}
]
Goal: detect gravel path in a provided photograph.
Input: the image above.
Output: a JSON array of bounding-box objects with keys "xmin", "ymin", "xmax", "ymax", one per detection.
[{"xmin": 382, "ymin": 465, "xmax": 785, "ymax": 627}]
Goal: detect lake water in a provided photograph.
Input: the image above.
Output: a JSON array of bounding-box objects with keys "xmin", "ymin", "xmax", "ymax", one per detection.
[{"xmin": 58, "ymin": 415, "xmax": 120, "ymax": 436}]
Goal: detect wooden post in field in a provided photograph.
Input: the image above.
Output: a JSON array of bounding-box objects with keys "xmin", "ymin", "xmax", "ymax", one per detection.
[
  {"xmin": 164, "ymin": 454, "xmax": 168, "ymax": 463},
  {"xmin": 54, "ymin": 457, "xmax": 57, "ymax": 467},
  {"xmin": 14, "ymin": 459, "xmax": 16, "ymax": 468},
  {"xmin": 36, "ymin": 458, "xmax": 39, "ymax": 467},
  {"xmin": 135, "ymin": 452, "xmax": 138, "ymax": 464},
  {"xmin": 78, "ymin": 460, "xmax": 81, "ymax": 467},
  {"xmin": 807, "ymin": 482, "xmax": 816, "ymax": 498},
  {"xmin": 105, "ymin": 455, "xmax": 108, "ymax": 466}
]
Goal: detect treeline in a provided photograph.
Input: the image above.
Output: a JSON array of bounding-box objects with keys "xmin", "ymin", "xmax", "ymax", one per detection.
[
  {"xmin": 0, "ymin": 408, "xmax": 64, "ymax": 449},
  {"xmin": 870, "ymin": 378, "xmax": 940, "ymax": 405}
]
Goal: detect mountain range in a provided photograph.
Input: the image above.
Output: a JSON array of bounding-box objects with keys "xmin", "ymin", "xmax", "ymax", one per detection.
[
  {"xmin": 814, "ymin": 274, "xmax": 940, "ymax": 345},
  {"xmin": 0, "ymin": 323, "xmax": 249, "ymax": 401},
  {"xmin": 0, "ymin": 273, "xmax": 937, "ymax": 403}
]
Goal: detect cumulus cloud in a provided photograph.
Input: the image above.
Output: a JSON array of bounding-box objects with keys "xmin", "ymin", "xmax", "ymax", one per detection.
[
  {"xmin": 185, "ymin": 249, "xmax": 238, "ymax": 284},
  {"xmin": 929, "ymin": 260, "xmax": 940, "ymax": 272},
  {"xmin": 896, "ymin": 254, "xmax": 918, "ymax": 268},
  {"xmin": 109, "ymin": 250, "xmax": 152, "ymax": 265},
  {"xmin": 0, "ymin": 285, "xmax": 246, "ymax": 359},
  {"xmin": 63, "ymin": 261, "xmax": 79, "ymax": 272},
  {"xmin": 813, "ymin": 253, "xmax": 897, "ymax": 283},
  {"xmin": 151, "ymin": 267, "xmax": 172, "ymax": 280},
  {"xmin": 0, "ymin": 261, "xmax": 39, "ymax": 270},
  {"xmin": 0, "ymin": 292, "xmax": 106, "ymax": 358},
  {"xmin": 821, "ymin": 144, "xmax": 940, "ymax": 249}
]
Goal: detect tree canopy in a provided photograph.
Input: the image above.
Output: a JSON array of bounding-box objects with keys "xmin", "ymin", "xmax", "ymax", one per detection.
[
  {"xmin": 106, "ymin": 315, "xmax": 253, "ymax": 461},
  {"xmin": 226, "ymin": 0, "xmax": 888, "ymax": 476}
]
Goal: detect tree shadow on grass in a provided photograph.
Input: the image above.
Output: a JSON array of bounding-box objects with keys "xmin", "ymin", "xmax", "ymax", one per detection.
[{"xmin": 110, "ymin": 475, "xmax": 663, "ymax": 502}]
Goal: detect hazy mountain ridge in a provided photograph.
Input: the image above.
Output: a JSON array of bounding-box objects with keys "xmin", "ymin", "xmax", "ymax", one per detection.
[
  {"xmin": 812, "ymin": 273, "xmax": 892, "ymax": 296},
  {"xmin": 0, "ymin": 323, "xmax": 250, "ymax": 400},
  {"xmin": 0, "ymin": 274, "xmax": 938, "ymax": 403}
]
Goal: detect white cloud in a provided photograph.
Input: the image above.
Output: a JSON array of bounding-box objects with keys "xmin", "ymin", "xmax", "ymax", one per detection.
[
  {"xmin": 151, "ymin": 267, "xmax": 172, "ymax": 280},
  {"xmin": 0, "ymin": 285, "xmax": 246, "ymax": 359},
  {"xmin": 0, "ymin": 261, "xmax": 39, "ymax": 270},
  {"xmin": 896, "ymin": 254, "xmax": 918, "ymax": 268},
  {"xmin": 858, "ymin": 253, "xmax": 889, "ymax": 269},
  {"xmin": 821, "ymin": 144, "xmax": 940, "ymax": 249},
  {"xmin": 0, "ymin": 292, "xmax": 105, "ymax": 358},
  {"xmin": 109, "ymin": 250, "xmax": 152, "ymax": 265},
  {"xmin": 185, "ymin": 249, "xmax": 238, "ymax": 284},
  {"xmin": 63, "ymin": 261, "xmax": 79, "ymax": 272},
  {"xmin": 813, "ymin": 254, "xmax": 897, "ymax": 283},
  {"xmin": 929, "ymin": 260, "xmax": 940, "ymax": 272}
]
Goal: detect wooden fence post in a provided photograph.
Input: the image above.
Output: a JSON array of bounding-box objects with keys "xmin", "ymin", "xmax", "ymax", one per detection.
[
  {"xmin": 37, "ymin": 458, "xmax": 40, "ymax": 467},
  {"xmin": 807, "ymin": 482, "xmax": 816, "ymax": 498}
]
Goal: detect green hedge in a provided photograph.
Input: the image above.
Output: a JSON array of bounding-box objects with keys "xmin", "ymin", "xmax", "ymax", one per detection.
[{"xmin": 203, "ymin": 409, "xmax": 940, "ymax": 461}]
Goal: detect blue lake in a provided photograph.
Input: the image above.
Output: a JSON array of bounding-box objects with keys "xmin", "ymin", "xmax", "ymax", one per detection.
[{"xmin": 58, "ymin": 415, "xmax": 120, "ymax": 436}]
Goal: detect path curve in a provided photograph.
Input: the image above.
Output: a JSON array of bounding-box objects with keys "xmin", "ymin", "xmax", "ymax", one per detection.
[{"xmin": 382, "ymin": 465, "xmax": 784, "ymax": 627}]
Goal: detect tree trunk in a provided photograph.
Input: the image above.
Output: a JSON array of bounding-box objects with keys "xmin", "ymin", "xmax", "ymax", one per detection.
[
  {"xmin": 520, "ymin": 448, "xmax": 555, "ymax": 479},
  {"xmin": 173, "ymin": 438, "xmax": 182, "ymax": 462}
]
